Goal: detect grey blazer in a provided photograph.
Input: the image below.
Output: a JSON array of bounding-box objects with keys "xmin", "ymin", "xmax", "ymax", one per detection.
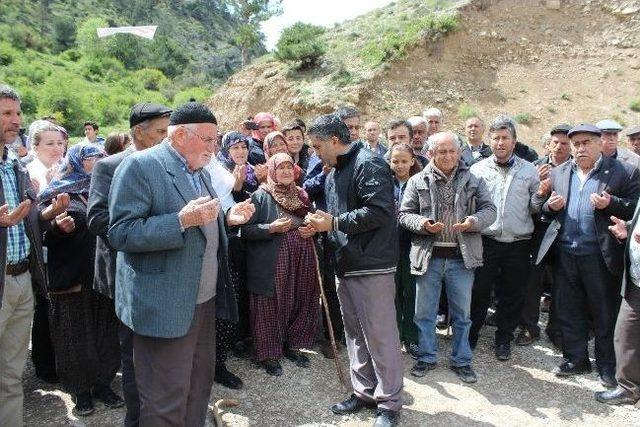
[
  {"xmin": 622, "ymin": 202, "xmax": 640, "ymax": 297},
  {"xmin": 107, "ymin": 141, "xmax": 237, "ymax": 338},
  {"xmin": 87, "ymin": 148, "xmax": 133, "ymax": 299}
]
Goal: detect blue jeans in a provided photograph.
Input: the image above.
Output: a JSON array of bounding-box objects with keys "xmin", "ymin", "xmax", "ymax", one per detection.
[{"xmin": 415, "ymin": 257, "xmax": 474, "ymax": 367}]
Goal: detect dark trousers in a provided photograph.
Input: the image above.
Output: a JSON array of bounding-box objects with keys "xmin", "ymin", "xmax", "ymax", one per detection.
[
  {"xmin": 133, "ymin": 298, "xmax": 216, "ymax": 427},
  {"xmin": 615, "ymin": 284, "xmax": 640, "ymax": 398},
  {"xmin": 470, "ymin": 238, "xmax": 531, "ymax": 347},
  {"xmin": 119, "ymin": 323, "xmax": 140, "ymax": 427},
  {"xmin": 521, "ymin": 260, "xmax": 560, "ymax": 338},
  {"xmin": 31, "ymin": 292, "xmax": 57, "ymax": 379},
  {"xmin": 318, "ymin": 234, "xmax": 343, "ymax": 341},
  {"xmin": 554, "ymin": 249, "xmax": 618, "ymax": 372},
  {"xmin": 395, "ymin": 252, "xmax": 418, "ymax": 345}
]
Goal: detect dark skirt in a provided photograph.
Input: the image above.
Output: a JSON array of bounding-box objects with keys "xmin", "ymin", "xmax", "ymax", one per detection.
[
  {"xmin": 249, "ymin": 230, "xmax": 320, "ymax": 361},
  {"xmin": 48, "ymin": 286, "xmax": 121, "ymax": 395}
]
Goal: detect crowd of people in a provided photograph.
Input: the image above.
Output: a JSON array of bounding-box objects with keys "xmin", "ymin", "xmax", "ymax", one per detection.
[{"xmin": 0, "ymin": 81, "xmax": 639, "ymax": 427}]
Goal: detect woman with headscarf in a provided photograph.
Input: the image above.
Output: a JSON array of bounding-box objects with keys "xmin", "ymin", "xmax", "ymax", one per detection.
[
  {"xmin": 242, "ymin": 153, "xmax": 320, "ymax": 376},
  {"xmin": 263, "ymin": 131, "xmax": 304, "ymax": 186},
  {"xmin": 39, "ymin": 143, "xmax": 123, "ymax": 417},
  {"xmin": 218, "ymin": 131, "xmax": 260, "ymax": 201}
]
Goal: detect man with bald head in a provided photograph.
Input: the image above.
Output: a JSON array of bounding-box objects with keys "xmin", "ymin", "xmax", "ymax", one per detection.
[
  {"xmin": 535, "ymin": 124, "xmax": 640, "ymax": 387},
  {"xmin": 400, "ymin": 132, "xmax": 496, "ymax": 383},
  {"xmin": 363, "ymin": 120, "xmax": 386, "ymax": 156}
]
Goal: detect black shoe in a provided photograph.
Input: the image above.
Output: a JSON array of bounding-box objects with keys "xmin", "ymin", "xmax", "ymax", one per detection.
[
  {"xmin": 485, "ymin": 311, "xmax": 497, "ymax": 327},
  {"xmin": 92, "ymin": 385, "xmax": 124, "ymax": 409},
  {"xmin": 495, "ymin": 343, "xmax": 511, "ymax": 361},
  {"xmin": 410, "ymin": 360, "xmax": 437, "ymax": 377},
  {"xmin": 552, "ymin": 361, "xmax": 592, "ymax": 377},
  {"xmin": 407, "ymin": 342, "xmax": 420, "ymax": 359},
  {"xmin": 233, "ymin": 339, "xmax": 251, "ymax": 359},
  {"xmin": 73, "ymin": 392, "xmax": 95, "ymax": 417},
  {"xmin": 214, "ymin": 363, "xmax": 244, "ymax": 389},
  {"xmin": 373, "ymin": 409, "xmax": 399, "ymax": 427},
  {"xmin": 284, "ymin": 348, "xmax": 310, "ymax": 368},
  {"xmin": 515, "ymin": 329, "xmax": 539, "ymax": 346},
  {"xmin": 595, "ymin": 387, "xmax": 639, "ymax": 406},
  {"xmin": 450, "ymin": 365, "xmax": 478, "ymax": 383},
  {"xmin": 599, "ymin": 371, "xmax": 617, "ymax": 389},
  {"xmin": 262, "ymin": 359, "xmax": 283, "ymax": 376},
  {"xmin": 331, "ymin": 394, "xmax": 376, "ymax": 415}
]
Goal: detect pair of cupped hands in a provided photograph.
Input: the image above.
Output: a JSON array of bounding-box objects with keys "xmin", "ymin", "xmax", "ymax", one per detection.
[
  {"xmin": 178, "ymin": 197, "xmax": 256, "ymax": 229},
  {"xmin": 0, "ymin": 193, "xmax": 74, "ymax": 232},
  {"xmin": 268, "ymin": 210, "xmax": 336, "ymax": 239}
]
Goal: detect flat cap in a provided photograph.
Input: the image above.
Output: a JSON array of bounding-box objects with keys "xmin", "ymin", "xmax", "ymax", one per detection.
[
  {"xmin": 625, "ymin": 125, "xmax": 640, "ymax": 137},
  {"xmin": 568, "ymin": 124, "xmax": 601, "ymax": 138},
  {"xmin": 596, "ymin": 119, "xmax": 623, "ymax": 132},
  {"xmin": 550, "ymin": 123, "xmax": 572, "ymax": 135},
  {"xmin": 169, "ymin": 102, "xmax": 217, "ymax": 126},
  {"xmin": 129, "ymin": 103, "xmax": 172, "ymax": 128}
]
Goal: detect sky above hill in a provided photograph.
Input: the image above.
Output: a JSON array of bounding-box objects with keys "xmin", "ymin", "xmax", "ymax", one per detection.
[{"xmin": 262, "ymin": 0, "xmax": 394, "ymax": 50}]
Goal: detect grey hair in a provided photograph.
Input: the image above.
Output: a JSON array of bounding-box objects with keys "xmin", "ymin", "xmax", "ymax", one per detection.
[
  {"xmin": 422, "ymin": 107, "xmax": 443, "ymax": 119},
  {"xmin": 489, "ymin": 114, "xmax": 517, "ymax": 140},
  {"xmin": 426, "ymin": 131, "xmax": 460, "ymax": 151},
  {"xmin": 28, "ymin": 120, "xmax": 61, "ymax": 146},
  {"xmin": 0, "ymin": 85, "xmax": 20, "ymax": 103},
  {"xmin": 308, "ymin": 114, "xmax": 351, "ymax": 145},
  {"xmin": 334, "ymin": 106, "xmax": 360, "ymax": 121},
  {"xmin": 407, "ymin": 116, "xmax": 427, "ymax": 127}
]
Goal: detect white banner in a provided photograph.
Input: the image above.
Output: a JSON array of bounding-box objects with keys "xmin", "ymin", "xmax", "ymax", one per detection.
[{"xmin": 96, "ymin": 25, "xmax": 158, "ymax": 40}]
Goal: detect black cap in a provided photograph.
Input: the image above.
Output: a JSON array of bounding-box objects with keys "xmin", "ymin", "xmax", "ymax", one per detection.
[
  {"xmin": 549, "ymin": 123, "xmax": 572, "ymax": 136},
  {"xmin": 242, "ymin": 120, "xmax": 259, "ymax": 130},
  {"xmin": 567, "ymin": 124, "xmax": 601, "ymax": 138},
  {"xmin": 169, "ymin": 102, "xmax": 217, "ymax": 126},
  {"xmin": 129, "ymin": 103, "xmax": 172, "ymax": 128}
]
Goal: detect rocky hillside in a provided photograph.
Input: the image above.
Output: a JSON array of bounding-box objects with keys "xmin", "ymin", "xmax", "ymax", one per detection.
[{"xmin": 209, "ymin": 0, "xmax": 640, "ymax": 147}]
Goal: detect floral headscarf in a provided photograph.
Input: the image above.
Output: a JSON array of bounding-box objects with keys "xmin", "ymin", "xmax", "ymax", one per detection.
[
  {"xmin": 261, "ymin": 152, "xmax": 310, "ymax": 217},
  {"xmin": 39, "ymin": 142, "xmax": 106, "ymax": 202},
  {"xmin": 217, "ymin": 131, "xmax": 258, "ymax": 189},
  {"xmin": 252, "ymin": 112, "xmax": 276, "ymax": 141}
]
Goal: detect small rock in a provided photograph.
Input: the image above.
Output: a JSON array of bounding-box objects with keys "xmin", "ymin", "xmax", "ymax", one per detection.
[{"xmin": 546, "ymin": 0, "xmax": 561, "ymax": 10}]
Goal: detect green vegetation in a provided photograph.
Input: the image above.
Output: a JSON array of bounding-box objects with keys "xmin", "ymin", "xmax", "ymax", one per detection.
[
  {"xmin": 630, "ymin": 99, "xmax": 640, "ymax": 113},
  {"xmin": 514, "ymin": 113, "xmax": 534, "ymax": 125},
  {"xmin": 0, "ymin": 0, "xmax": 267, "ymax": 136},
  {"xmin": 560, "ymin": 93, "xmax": 572, "ymax": 101},
  {"xmin": 457, "ymin": 103, "xmax": 478, "ymax": 120},
  {"xmin": 276, "ymin": 23, "xmax": 327, "ymax": 69},
  {"xmin": 546, "ymin": 106, "xmax": 557, "ymax": 114},
  {"xmin": 360, "ymin": 12, "xmax": 459, "ymax": 67}
]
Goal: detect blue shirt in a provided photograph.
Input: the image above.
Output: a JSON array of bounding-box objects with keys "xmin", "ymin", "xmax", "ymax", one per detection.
[
  {"xmin": 303, "ymin": 154, "xmax": 327, "ymax": 211},
  {"xmin": 557, "ymin": 160, "xmax": 602, "ymax": 255},
  {"xmin": 0, "ymin": 147, "xmax": 31, "ymax": 263}
]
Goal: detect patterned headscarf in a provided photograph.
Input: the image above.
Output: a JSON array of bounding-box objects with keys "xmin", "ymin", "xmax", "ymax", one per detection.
[
  {"xmin": 217, "ymin": 131, "xmax": 258, "ymax": 189},
  {"xmin": 263, "ymin": 131, "xmax": 288, "ymax": 160},
  {"xmin": 252, "ymin": 112, "xmax": 276, "ymax": 141},
  {"xmin": 261, "ymin": 152, "xmax": 310, "ymax": 217},
  {"xmin": 39, "ymin": 142, "xmax": 106, "ymax": 202}
]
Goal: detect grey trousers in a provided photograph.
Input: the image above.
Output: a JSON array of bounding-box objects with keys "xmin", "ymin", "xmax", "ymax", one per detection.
[
  {"xmin": 615, "ymin": 284, "xmax": 640, "ymax": 400},
  {"xmin": 336, "ymin": 273, "xmax": 404, "ymax": 412},
  {"xmin": 133, "ymin": 298, "xmax": 216, "ymax": 427}
]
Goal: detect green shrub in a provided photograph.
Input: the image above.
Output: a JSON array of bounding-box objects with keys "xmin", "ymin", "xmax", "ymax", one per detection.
[
  {"xmin": 458, "ymin": 103, "xmax": 478, "ymax": 120},
  {"xmin": 630, "ymin": 99, "xmax": 640, "ymax": 112},
  {"xmin": 134, "ymin": 69, "xmax": 169, "ymax": 91},
  {"xmin": 60, "ymin": 49, "xmax": 82, "ymax": 62},
  {"xmin": 276, "ymin": 22, "xmax": 326, "ymax": 69},
  {"xmin": 514, "ymin": 113, "xmax": 533, "ymax": 125}
]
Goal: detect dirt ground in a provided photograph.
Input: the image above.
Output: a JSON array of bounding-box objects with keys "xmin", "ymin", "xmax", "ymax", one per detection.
[{"xmin": 23, "ymin": 319, "xmax": 640, "ymax": 427}]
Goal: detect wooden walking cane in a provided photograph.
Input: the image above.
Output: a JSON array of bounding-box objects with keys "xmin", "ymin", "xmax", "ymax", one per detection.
[{"xmin": 312, "ymin": 243, "xmax": 349, "ymax": 389}]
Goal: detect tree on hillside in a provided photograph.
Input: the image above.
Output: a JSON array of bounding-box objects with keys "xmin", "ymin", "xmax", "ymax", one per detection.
[
  {"xmin": 224, "ymin": 0, "xmax": 282, "ymax": 66},
  {"xmin": 275, "ymin": 22, "xmax": 326, "ymax": 70}
]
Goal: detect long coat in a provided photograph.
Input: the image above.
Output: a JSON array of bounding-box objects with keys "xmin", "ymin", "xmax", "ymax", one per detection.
[{"xmin": 107, "ymin": 141, "xmax": 237, "ymax": 339}]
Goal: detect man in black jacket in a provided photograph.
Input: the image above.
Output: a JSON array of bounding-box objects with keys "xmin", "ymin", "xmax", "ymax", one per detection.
[
  {"xmin": 306, "ymin": 114, "xmax": 403, "ymax": 427},
  {"xmin": 87, "ymin": 102, "xmax": 172, "ymax": 426}
]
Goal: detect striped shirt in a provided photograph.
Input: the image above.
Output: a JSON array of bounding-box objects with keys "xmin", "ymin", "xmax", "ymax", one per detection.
[{"xmin": 0, "ymin": 147, "xmax": 31, "ymax": 263}]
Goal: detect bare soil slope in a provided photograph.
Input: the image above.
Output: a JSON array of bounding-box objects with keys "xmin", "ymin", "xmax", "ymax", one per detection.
[{"xmin": 209, "ymin": 0, "xmax": 640, "ymax": 146}]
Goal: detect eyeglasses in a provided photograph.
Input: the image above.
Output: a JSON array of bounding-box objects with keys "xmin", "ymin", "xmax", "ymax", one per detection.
[{"xmin": 183, "ymin": 126, "xmax": 218, "ymax": 145}]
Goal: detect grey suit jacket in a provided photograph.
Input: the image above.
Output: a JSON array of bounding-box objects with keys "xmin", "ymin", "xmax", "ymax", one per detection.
[
  {"xmin": 87, "ymin": 148, "xmax": 133, "ymax": 299},
  {"xmin": 107, "ymin": 141, "xmax": 237, "ymax": 338},
  {"xmin": 622, "ymin": 202, "xmax": 640, "ymax": 297}
]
